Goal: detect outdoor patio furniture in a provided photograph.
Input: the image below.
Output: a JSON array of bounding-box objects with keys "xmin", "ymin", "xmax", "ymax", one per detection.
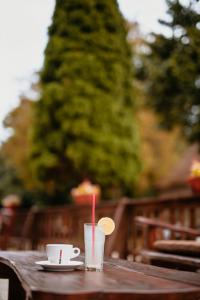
[
  {"xmin": 141, "ymin": 239, "xmax": 200, "ymax": 272},
  {"xmin": 134, "ymin": 216, "xmax": 200, "ymax": 249},
  {"xmin": 134, "ymin": 216, "xmax": 200, "ymax": 271},
  {"xmin": 154, "ymin": 239, "xmax": 200, "ymax": 255},
  {"xmin": 105, "ymin": 194, "xmax": 200, "ymax": 260},
  {"xmin": 0, "ymin": 251, "xmax": 200, "ymax": 300}
]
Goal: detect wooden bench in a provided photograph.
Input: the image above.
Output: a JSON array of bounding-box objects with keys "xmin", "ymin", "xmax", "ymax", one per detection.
[
  {"xmin": 154, "ymin": 240, "xmax": 200, "ymax": 256},
  {"xmin": 134, "ymin": 216, "xmax": 200, "ymax": 250},
  {"xmin": 142, "ymin": 240, "xmax": 200, "ymax": 272},
  {"xmin": 134, "ymin": 217, "xmax": 200, "ymax": 271},
  {"xmin": 141, "ymin": 249, "xmax": 200, "ymax": 272},
  {"xmin": 107, "ymin": 194, "xmax": 200, "ymax": 260}
]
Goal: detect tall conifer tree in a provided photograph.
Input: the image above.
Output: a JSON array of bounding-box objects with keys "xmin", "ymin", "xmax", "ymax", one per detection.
[
  {"xmin": 31, "ymin": 0, "xmax": 140, "ymax": 200},
  {"xmin": 143, "ymin": 0, "xmax": 200, "ymax": 141}
]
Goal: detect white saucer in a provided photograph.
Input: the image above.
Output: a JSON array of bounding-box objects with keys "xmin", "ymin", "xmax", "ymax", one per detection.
[{"xmin": 35, "ymin": 260, "xmax": 84, "ymax": 271}]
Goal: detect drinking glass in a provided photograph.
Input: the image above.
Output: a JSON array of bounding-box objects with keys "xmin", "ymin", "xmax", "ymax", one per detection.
[{"xmin": 84, "ymin": 223, "xmax": 105, "ymax": 271}]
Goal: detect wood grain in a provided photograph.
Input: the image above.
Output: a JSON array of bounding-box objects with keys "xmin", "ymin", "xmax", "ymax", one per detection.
[
  {"xmin": 154, "ymin": 240, "xmax": 200, "ymax": 256},
  {"xmin": 141, "ymin": 250, "xmax": 200, "ymax": 271},
  {"xmin": 0, "ymin": 251, "xmax": 200, "ymax": 300}
]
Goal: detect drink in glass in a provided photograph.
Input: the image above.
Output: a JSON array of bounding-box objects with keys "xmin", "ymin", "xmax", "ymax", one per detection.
[{"xmin": 84, "ymin": 223, "xmax": 105, "ymax": 271}]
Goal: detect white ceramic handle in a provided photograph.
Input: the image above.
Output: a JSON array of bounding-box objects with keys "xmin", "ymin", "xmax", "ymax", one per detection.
[{"xmin": 72, "ymin": 247, "xmax": 80, "ymax": 258}]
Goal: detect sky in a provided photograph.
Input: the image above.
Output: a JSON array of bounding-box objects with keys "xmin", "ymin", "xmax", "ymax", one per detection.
[{"xmin": 0, "ymin": 0, "xmax": 168, "ymax": 143}]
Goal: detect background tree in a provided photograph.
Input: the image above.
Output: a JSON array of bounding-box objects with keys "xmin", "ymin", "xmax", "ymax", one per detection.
[
  {"xmin": 0, "ymin": 152, "xmax": 22, "ymax": 202},
  {"xmin": 127, "ymin": 22, "xmax": 187, "ymax": 195},
  {"xmin": 136, "ymin": 109, "xmax": 186, "ymax": 194},
  {"xmin": 31, "ymin": 0, "xmax": 141, "ymax": 201},
  {"xmin": 141, "ymin": 0, "xmax": 200, "ymax": 142},
  {"xmin": 1, "ymin": 96, "xmax": 41, "ymax": 206},
  {"xmin": 2, "ymin": 97, "xmax": 34, "ymax": 189}
]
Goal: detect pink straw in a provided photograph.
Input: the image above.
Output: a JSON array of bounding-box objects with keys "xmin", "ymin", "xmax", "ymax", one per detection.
[{"xmin": 92, "ymin": 194, "xmax": 96, "ymax": 259}]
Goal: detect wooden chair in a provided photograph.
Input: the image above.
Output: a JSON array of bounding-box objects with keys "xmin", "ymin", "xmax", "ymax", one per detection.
[
  {"xmin": 134, "ymin": 216, "xmax": 200, "ymax": 271},
  {"xmin": 105, "ymin": 195, "xmax": 200, "ymax": 260}
]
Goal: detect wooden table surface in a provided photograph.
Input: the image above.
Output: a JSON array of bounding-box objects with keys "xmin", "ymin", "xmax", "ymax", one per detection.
[{"xmin": 0, "ymin": 251, "xmax": 200, "ymax": 300}]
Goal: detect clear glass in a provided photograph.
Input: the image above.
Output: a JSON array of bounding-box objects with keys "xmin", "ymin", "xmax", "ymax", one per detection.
[{"xmin": 84, "ymin": 223, "xmax": 105, "ymax": 271}]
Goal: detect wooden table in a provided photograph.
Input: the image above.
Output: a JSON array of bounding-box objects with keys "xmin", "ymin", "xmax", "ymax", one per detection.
[{"xmin": 0, "ymin": 251, "xmax": 200, "ymax": 300}]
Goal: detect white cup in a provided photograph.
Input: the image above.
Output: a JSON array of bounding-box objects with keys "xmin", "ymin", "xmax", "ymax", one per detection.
[{"xmin": 46, "ymin": 244, "xmax": 80, "ymax": 264}]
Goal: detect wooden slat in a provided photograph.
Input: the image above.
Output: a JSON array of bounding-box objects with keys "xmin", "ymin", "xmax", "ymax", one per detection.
[
  {"xmin": 154, "ymin": 240, "xmax": 200, "ymax": 256},
  {"xmin": 134, "ymin": 217, "xmax": 200, "ymax": 237},
  {"xmin": 141, "ymin": 250, "xmax": 200, "ymax": 271}
]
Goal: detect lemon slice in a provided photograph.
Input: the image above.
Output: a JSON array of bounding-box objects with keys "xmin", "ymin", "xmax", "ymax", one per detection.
[{"xmin": 97, "ymin": 217, "xmax": 115, "ymax": 235}]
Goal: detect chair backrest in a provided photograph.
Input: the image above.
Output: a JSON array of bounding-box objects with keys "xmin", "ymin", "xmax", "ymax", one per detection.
[{"xmin": 134, "ymin": 216, "xmax": 200, "ymax": 251}]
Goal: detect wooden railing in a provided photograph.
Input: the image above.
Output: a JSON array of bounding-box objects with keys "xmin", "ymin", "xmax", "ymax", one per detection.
[
  {"xmin": 1, "ymin": 194, "xmax": 200, "ymax": 260},
  {"xmin": 18, "ymin": 202, "xmax": 118, "ymax": 252},
  {"xmin": 0, "ymin": 208, "xmax": 30, "ymax": 250}
]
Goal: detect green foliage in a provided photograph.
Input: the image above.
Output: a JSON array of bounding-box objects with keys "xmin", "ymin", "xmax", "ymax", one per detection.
[
  {"xmin": 2, "ymin": 98, "xmax": 34, "ymax": 189},
  {"xmin": 0, "ymin": 152, "xmax": 22, "ymax": 201},
  {"xmin": 31, "ymin": 0, "xmax": 140, "ymax": 201},
  {"xmin": 142, "ymin": 0, "xmax": 200, "ymax": 142}
]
